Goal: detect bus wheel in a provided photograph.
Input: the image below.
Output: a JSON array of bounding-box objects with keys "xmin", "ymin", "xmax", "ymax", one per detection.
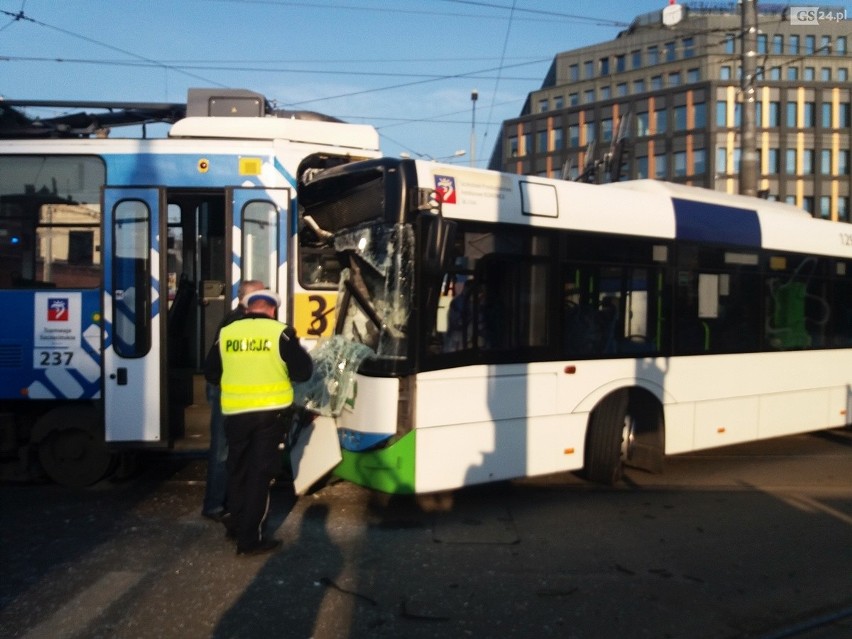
[
  {"xmin": 584, "ymin": 390, "xmax": 630, "ymax": 485},
  {"xmin": 35, "ymin": 407, "xmax": 116, "ymax": 487},
  {"xmin": 584, "ymin": 389, "xmax": 664, "ymax": 485}
]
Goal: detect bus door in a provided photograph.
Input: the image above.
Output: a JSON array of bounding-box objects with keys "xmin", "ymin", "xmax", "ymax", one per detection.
[
  {"xmin": 227, "ymin": 187, "xmax": 290, "ymax": 317},
  {"xmin": 102, "ymin": 186, "xmax": 168, "ymax": 443}
]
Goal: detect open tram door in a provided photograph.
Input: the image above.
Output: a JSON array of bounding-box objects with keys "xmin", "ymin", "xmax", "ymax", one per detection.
[{"xmin": 103, "ymin": 186, "xmax": 168, "ymax": 444}]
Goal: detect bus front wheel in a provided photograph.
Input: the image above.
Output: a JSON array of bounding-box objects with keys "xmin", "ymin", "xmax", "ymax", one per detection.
[{"xmin": 584, "ymin": 389, "xmax": 664, "ymax": 485}]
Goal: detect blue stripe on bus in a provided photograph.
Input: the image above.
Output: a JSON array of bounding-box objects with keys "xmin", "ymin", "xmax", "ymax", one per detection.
[{"xmin": 673, "ymin": 198, "xmax": 761, "ymax": 248}]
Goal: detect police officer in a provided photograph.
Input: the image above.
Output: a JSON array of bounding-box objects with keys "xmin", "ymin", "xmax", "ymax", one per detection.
[
  {"xmin": 204, "ymin": 289, "xmax": 312, "ymax": 556},
  {"xmin": 202, "ymin": 279, "xmax": 265, "ymax": 523}
]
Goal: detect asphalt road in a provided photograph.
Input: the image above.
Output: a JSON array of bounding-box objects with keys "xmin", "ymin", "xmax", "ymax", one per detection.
[{"xmin": 1, "ymin": 427, "xmax": 851, "ymax": 639}]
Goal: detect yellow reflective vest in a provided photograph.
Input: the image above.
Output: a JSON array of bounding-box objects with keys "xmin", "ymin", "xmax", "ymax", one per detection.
[{"xmin": 218, "ymin": 317, "xmax": 294, "ymax": 415}]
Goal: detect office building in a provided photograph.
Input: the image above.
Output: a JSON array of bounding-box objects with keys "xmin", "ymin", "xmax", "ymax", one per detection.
[{"xmin": 491, "ymin": 3, "xmax": 850, "ymax": 221}]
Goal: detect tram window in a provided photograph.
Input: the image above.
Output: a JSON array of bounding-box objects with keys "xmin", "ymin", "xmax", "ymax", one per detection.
[
  {"xmin": 0, "ymin": 155, "xmax": 104, "ymax": 289},
  {"xmin": 242, "ymin": 201, "xmax": 277, "ymax": 288},
  {"xmin": 113, "ymin": 199, "xmax": 151, "ymax": 357}
]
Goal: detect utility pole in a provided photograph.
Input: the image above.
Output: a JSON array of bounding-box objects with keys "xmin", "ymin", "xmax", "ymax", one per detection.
[
  {"xmin": 470, "ymin": 89, "xmax": 478, "ymax": 168},
  {"xmin": 740, "ymin": 0, "xmax": 759, "ymax": 197}
]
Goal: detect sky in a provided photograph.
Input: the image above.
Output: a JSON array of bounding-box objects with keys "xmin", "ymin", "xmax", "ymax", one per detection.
[{"xmin": 2, "ymin": 0, "xmax": 687, "ymax": 165}]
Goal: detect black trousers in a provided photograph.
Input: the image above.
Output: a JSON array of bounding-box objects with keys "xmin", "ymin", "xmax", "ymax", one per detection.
[{"xmin": 224, "ymin": 408, "xmax": 290, "ymax": 549}]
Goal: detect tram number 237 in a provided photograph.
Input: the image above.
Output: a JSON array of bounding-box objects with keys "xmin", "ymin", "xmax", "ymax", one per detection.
[{"xmin": 37, "ymin": 350, "xmax": 74, "ymax": 367}]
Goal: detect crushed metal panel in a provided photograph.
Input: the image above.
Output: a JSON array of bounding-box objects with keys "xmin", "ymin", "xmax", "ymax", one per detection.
[{"xmin": 290, "ymin": 416, "xmax": 342, "ymax": 495}]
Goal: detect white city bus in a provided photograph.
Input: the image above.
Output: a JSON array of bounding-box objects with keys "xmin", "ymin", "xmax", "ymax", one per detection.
[
  {"xmin": 296, "ymin": 157, "xmax": 852, "ymax": 494},
  {"xmin": 0, "ymin": 89, "xmax": 380, "ymax": 485}
]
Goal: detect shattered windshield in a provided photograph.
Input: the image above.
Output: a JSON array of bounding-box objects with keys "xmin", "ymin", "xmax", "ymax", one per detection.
[{"xmin": 333, "ymin": 220, "xmax": 415, "ymax": 361}]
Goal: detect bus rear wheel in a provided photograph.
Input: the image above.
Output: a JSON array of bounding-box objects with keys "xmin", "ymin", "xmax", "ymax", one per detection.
[
  {"xmin": 584, "ymin": 389, "xmax": 663, "ymax": 485},
  {"xmin": 35, "ymin": 406, "xmax": 116, "ymax": 487}
]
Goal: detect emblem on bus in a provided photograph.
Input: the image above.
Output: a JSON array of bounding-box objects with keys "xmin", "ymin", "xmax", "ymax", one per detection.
[{"xmin": 435, "ymin": 175, "xmax": 456, "ymax": 204}]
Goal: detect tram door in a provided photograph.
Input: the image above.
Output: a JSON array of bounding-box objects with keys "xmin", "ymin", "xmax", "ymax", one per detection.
[{"xmin": 103, "ymin": 186, "xmax": 168, "ymax": 443}]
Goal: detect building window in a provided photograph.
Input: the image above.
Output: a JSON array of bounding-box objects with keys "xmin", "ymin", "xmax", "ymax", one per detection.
[
  {"xmin": 508, "ymin": 136, "xmax": 518, "ymax": 157},
  {"xmin": 768, "ymin": 148, "xmax": 780, "ymax": 173},
  {"xmin": 787, "ymin": 102, "xmax": 798, "ymax": 128},
  {"xmin": 840, "ymin": 103, "xmax": 850, "ymax": 128},
  {"xmin": 601, "ymin": 118, "xmax": 613, "ymax": 142},
  {"xmin": 789, "ymin": 35, "xmax": 800, "ymax": 55},
  {"xmin": 674, "ymin": 105, "xmax": 687, "ymax": 131},
  {"xmin": 805, "ymin": 35, "xmax": 816, "ymax": 55},
  {"xmin": 769, "ymin": 66, "xmax": 781, "ymax": 80},
  {"xmin": 772, "ymin": 34, "xmax": 783, "ymax": 54},
  {"xmin": 804, "ymin": 102, "xmax": 816, "ymax": 126},
  {"xmin": 840, "ymin": 150, "xmax": 850, "ymax": 175},
  {"xmin": 632, "ymin": 50, "xmax": 642, "ymax": 69},
  {"xmin": 539, "ymin": 99, "xmax": 549, "ymax": 113},
  {"xmin": 726, "ymin": 34, "xmax": 737, "ymax": 54},
  {"xmin": 755, "ymin": 100, "xmax": 763, "ymax": 127},
  {"xmin": 665, "ymin": 41, "xmax": 676, "ymax": 62},
  {"xmin": 733, "ymin": 148, "xmax": 741, "ymax": 173},
  {"xmin": 521, "ymin": 133, "xmax": 532, "ymax": 156},
  {"xmin": 636, "ymin": 112, "xmax": 649, "ymax": 136},
  {"xmin": 734, "ymin": 102, "xmax": 742, "ymax": 127},
  {"xmin": 570, "ymin": 64, "xmax": 579, "ymax": 82},
  {"xmin": 694, "ymin": 102, "xmax": 707, "ymax": 128},
  {"xmin": 651, "ymin": 75, "xmax": 663, "ymax": 90},
  {"xmin": 654, "ymin": 153, "xmax": 667, "ymax": 179},
  {"xmin": 785, "ymin": 148, "xmax": 797, "ymax": 174},
  {"xmin": 584, "ymin": 89, "xmax": 595, "ymax": 103},
  {"xmin": 584, "ymin": 122, "xmax": 595, "ymax": 144},
  {"xmin": 654, "ymin": 109, "xmax": 667, "ymax": 134},
  {"xmin": 674, "ymin": 151, "xmax": 687, "ymax": 177},
  {"xmin": 569, "ymin": 93, "xmax": 579, "ymax": 106},
  {"xmin": 537, "ymin": 130, "xmax": 548, "ymax": 153},
  {"xmin": 615, "ymin": 54, "xmax": 626, "ymax": 73},
  {"xmin": 821, "ymin": 103, "xmax": 832, "ymax": 127},
  {"xmin": 716, "ymin": 102, "xmax": 727, "ymax": 127},
  {"xmin": 693, "ymin": 148, "xmax": 706, "ymax": 175},
  {"xmin": 757, "ymin": 34, "xmax": 768, "ymax": 54},
  {"xmin": 669, "ymin": 71, "xmax": 681, "ymax": 87},
  {"xmin": 802, "ymin": 197, "xmax": 814, "ymax": 214},
  {"xmin": 803, "ymin": 149, "xmax": 815, "ymax": 174},
  {"xmin": 720, "ymin": 66, "xmax": 732, "ymax": 80},
  {"xmin": 633, "ymin": 78, "xmax": 646, "ymax": 93},
  {"xmin": 716, "ymin": 147, "xmax": 727, "ymax": 173},
  {"xmin": 820, "ymin": 149, "xmax": 832, "ymax": 174},
  {"xmin": 819, "ymin": 196, "xmax": 831, "ymax": 219},
  {"xmin": 820, "ymin": 35, "xmax": 831, "ymax": 54},
  {"xmin": 553, "ymin": 96, "xmax": 564, "ymax": 109},
  {"xmin": 837, "ymin": 37, "xmax": 848, "ymax": 55},
  {"xmin": 568, "ymin": 124, "xmax": 579, "ymax": 147},
  {"xmin": 839, "ymin": 69, "xmax": 848, "ymax": 81},
  {"xmin": 600, "ymin": 86, "xmax": 611, "ymax": 100},
  {"xmin": 636, "ymin": 156, "xmax": 648, "ymax": 178},
  {"xmin": 600, "ymin": 57, "xmax": 610, "ymax": 76},
  {"xmin": 839, "ymin": 197, "xmax": 849, "ymax": 222},
  {"xmin": 804, "ymin": 67, "xmax": 815, "ymax": 81},
  {"xmin": 552, "ymin": 127, "xmax": 564, "ymax": 151},
  {"xmin": 821, "ymin": 67, "xmax": 832, "ymax": 81},
  {"xmin": 617, "ymin": 83, "xmax": 628, "ymax": 96},
  {"xmin": 584, "ymin": 60, "xmax": 594, "ymax": 78},
  {"xmin": 687, "ymin": 68, "xmax": 700, "ymax": 83},
  {"xmin": 768, "ymin": 101, "xmax": 780, "ymax": 127},
  {"xmin": 648, "ymin": 45, "xmax": 659, "ymax": 65},
  {"xmin": 787, "ymin": 67, "xmax": 799, "ymax": 81}
]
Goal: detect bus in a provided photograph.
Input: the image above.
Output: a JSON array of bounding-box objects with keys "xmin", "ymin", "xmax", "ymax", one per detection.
[
  {"xmin": 0, "ymin": 89, "xmax": 381, "ymax": 486},
  {"xmin": 296, "ymin": 157, "xmax": 852, "ymax": 495}
]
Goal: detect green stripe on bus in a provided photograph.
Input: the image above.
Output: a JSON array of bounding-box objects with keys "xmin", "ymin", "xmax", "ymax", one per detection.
[{"xmin": 333, "ymin": 431, "xmax": 416, "ymax": 494}]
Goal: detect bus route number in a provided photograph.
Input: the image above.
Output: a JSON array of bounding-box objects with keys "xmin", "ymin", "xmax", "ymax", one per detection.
[{"xmin": 37, "ymin": 350, "xmax": 74, "ymax": 367}]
